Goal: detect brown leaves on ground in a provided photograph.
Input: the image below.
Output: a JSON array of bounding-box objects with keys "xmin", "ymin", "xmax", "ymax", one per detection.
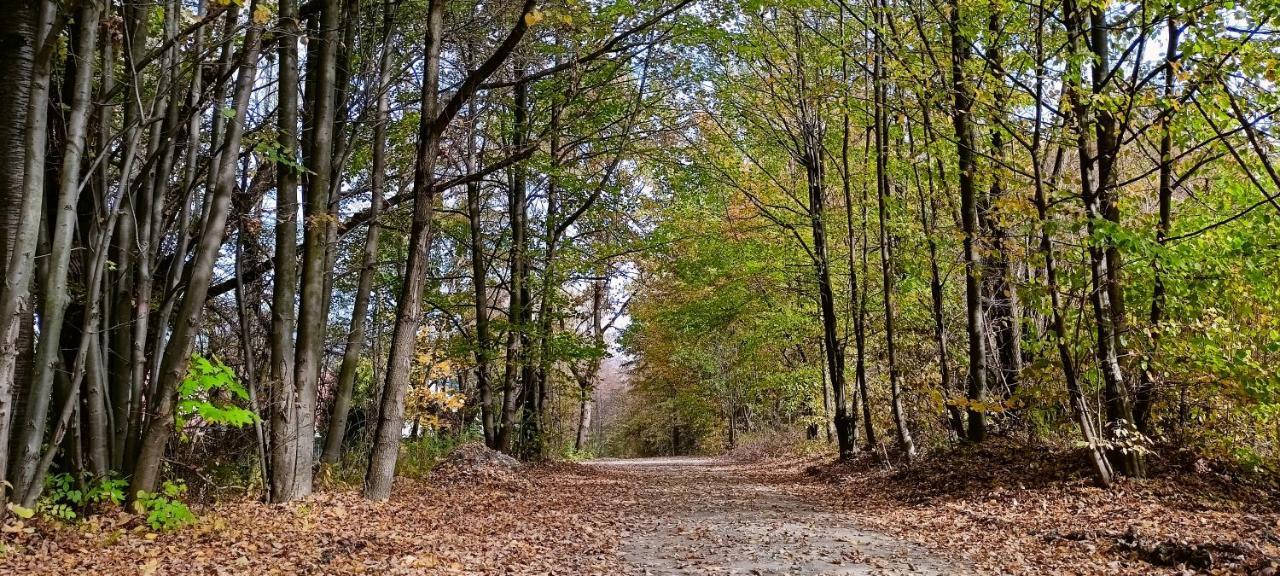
[
  {"xmin": 0, "ymin": 463, "xmax": 632, "ymax": 575},
  {"xmin": 783, "ymin": 439, "xmax": 1280, "ymax": 575}
]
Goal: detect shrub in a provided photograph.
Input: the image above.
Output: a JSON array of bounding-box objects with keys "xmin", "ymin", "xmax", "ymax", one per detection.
[{"xmin": 133, "ymin": 481, "xmax": 197, "ymax": 531}]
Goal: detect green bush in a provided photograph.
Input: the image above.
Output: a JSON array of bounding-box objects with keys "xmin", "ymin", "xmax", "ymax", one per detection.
[
  {"xmin": 133, "ymin": 481, "xmax": 196, "ymax": 531},
  {"xmin": 35, "ymin": 473, "xmax": 128, "ymax": 522}
]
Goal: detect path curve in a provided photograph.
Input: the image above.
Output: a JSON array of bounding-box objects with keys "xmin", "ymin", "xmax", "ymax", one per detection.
[{"xmin": 591, "ymin": 457, "xmax": 967, "ymax": 576}]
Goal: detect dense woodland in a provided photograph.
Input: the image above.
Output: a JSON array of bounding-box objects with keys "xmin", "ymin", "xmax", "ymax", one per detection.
[{"xmin": 0, "ymin": 0, "xmax": 1277, "ymax": 528}]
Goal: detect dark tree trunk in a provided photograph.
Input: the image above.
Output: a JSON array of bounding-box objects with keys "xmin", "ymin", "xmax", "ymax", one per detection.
[
  {"xmin": 1136, "ymin": 15, "xmax": 1179, "ymax": 436},
  {"xmin": 981, "ymin": 8, "xmax": 1022, "ymax": 402},
  {"xmin": 872, "ymin": 0, "xmax": 914, "ymax": 457},
  {"xmin": 364, "ymin": 0, "xmax": 444, "ymax": 500},
  {"xmin": 0, "ymin": 0, "xmax": 41, "ymax": 506},
  {"xmin": 949, "ymin": 0, "xmax": 990, "ymax": 442},
  {"xmin": 497, "ymin": 71, "xmax": 529, "ymax": 455},
  {"xmin": 465, "ymin": 93, "xmax": 497, "ymax": 447}
]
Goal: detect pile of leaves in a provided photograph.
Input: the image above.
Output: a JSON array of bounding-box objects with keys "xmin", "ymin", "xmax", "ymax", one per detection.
[
  {"xmin": 793, "ymin": 439, "xmax": 1280, "ymax": 575},
  {"xmin": 0, "ymin": 464, "xmax": 631, "ymax": 575},
  {"xmin": 430, "ymin": 442, "xmax": 522, "ymax": 485}
]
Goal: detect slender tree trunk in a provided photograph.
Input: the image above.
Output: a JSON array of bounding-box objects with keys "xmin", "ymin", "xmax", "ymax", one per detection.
[
  {"xmin": 856, "ymin": 128, "xmax": 877, "ymax": 450},
  {"xmin": 837, "ymin": 9, "xmax": 861, "ymax": 453},
  {"xmin": 130, "ymin": 0, "xmax": 263, "ymax": 496},
  {"xmin": 911, "ymin": 126, "xmax": 966, "ymax": 439},
  {"xmin": 363, "ymin": 0, "xmax": 443, "ymax": 500},
  {"xmin": 322, "ymin": 4, "xmax": 393, "ymax": 464},
  {"xmin": 12, "ymin": 1, "xmax": 101, "ymax": 499},
  {"xmin": 497, "ymin": 74, "xmax": 529, "ymax": 454},
  {"xmin": 982, "ymin": 8, "xmax": 1022, "ymax": 400},
  {"xmin": 269, "ymin": 0, "xmax": 301, "ymax": 503},
  {"xmin": 949, "ymin": 0, "xmax": 990, "ymax": 442},
  {"xmin": 465, "ymin": 95, "xmax": 497, "ymax": 447},
  {"xmin": 574, "ymin": 278, "xmax": 605, "ymax": 451},
  {"xmin": 872, "ymin": 1, "xmax": 914, "ymax": 457},
  {"xmin": 1136, "ymin": 15, "xmax": 1179, "ymax": 436},
  {"xmin": 234, "ymin": 213, "xmax": 269, "ymax": 489},
  {"xmin": 803, "ymin": 120, "xmax": 853, "ymax": 459}
]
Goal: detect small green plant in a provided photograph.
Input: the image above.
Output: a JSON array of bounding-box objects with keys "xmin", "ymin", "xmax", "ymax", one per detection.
[
  {"xmin": 178, "ymin": 354, "xmax": 258, "ymax": 431},
  {"xmin": 133, "ymin": 481, "xmax": 196, "ymax": 531},
  {"xmin": 90, "ymin": 477, "xmax": 128, "ymax": 507},
  {"xmin": 561, "ymin": 446, "xmax": 596, "ymax": 462},
  {"xmin": 35, "ymin": 473, "xmax": 128, "ymax": 522},
  {"xmin": 40, "ymin": 473, "xmax": 82, "ymax": 521}
]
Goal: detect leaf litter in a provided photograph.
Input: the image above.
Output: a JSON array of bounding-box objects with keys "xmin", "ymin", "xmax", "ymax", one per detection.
[{"xmin": 2, "ymin": 440, "xmax": 1277, "ymax": 575}]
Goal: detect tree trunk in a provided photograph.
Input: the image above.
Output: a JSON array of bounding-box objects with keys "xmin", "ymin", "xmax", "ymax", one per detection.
[
  {"xmin": 130, "ymin": 0, "xmax": 263, "ymax": 496},
  {"xmin": 574, "ymin": 277, "xmax": 606, "ymax": 452},
  {"xmin": 1136, "ymin": 14, "xmax": 1179, "ymax": 436},
  {"xmin": 12, "ymin": 1, "xmax": 101, "ymax": 499},
  {"xmin": 234, "ymin": 224, "xmax": 270, "ymax": 490},
  {"xmin": 283, "ymin": 0, "xmax": 341, "ymax": 501},
  {"xmin": 949, "ymin": 0, "xmax": 990, "ymax": 442},
  {"xmin": 872, "ymin": 0, "xmax": 914, "ymax": 458},
  {"xmin": 837, "ymin": 9, "xmax": 861, "ymax": 452},
  {"xmin": 856, "ymin": 128, "xmax": 877, "ymax": 450},
  {"xmin": 910, "ymin": 113, "xmax": 966, "ymax": 439},
  {"xmin": 982, "ymin": 8, "xmax": 1022, "ymax": 401},
  {"xmin": 0, "ymin": 0, "xmax": 43, "ymax": 506},
  {"xmin": 269, "ymin": 0, "xmax": 301, "ymax": 503},
  {"xmin": 363, "ymin": 0, "xmax": 443, "ymax": 500},
  {"xmin": 802, "ymin": 116, "xmax": 853, "ymax": 460},
  {"xmin": 465, "ymin": 94, "xmax": 497, "ymax": 448},
  {"xmin": 497, "ymin": 73, "xmax": 529, "ymax": 454},
  {"xmin": 322, "ymin": 2, "xmax": 392, "ymax": 464}
]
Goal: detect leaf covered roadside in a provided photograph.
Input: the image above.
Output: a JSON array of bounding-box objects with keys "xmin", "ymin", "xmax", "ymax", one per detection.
[
  {"xmin": 771, "ymin": 441, "xmax": 1280, "ymax": 575},
  {"xmin": 0, "ymin": 464, "xmax": 634, "ymax": 575}
]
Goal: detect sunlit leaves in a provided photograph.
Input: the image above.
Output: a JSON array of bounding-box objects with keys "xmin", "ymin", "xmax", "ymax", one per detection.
[{"xmin": 177, "ymin": 354, "xmax": 258, "ymax": 431}]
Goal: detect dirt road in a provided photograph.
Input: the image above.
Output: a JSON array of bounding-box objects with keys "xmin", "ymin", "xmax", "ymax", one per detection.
[{"xmin": 593, "ymin": 457, "xmax": 967, "ymax": 575}]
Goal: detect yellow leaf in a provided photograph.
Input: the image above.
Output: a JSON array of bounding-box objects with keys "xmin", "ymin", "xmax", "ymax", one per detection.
[
  {"xmin": 523, "ymin": 9, "xmax": 544, "ymax": 26},
  {"xmin": 252, "ymin": 5, "xmax": 271, "ymax": 24},
  {"xmin": 6, "ymin": 503, "xmax": 33, "ymax": 519}
]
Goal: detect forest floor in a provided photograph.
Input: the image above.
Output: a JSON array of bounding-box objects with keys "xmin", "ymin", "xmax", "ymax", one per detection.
[{"xmin": 1, "ymin": 442, "xmax": 1277, "ymax": 575}]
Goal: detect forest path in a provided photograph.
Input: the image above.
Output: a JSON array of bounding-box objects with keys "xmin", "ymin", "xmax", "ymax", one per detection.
[{"xmin": 591, "ymin": 457, "xmax": 967, "ymax": 576}]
